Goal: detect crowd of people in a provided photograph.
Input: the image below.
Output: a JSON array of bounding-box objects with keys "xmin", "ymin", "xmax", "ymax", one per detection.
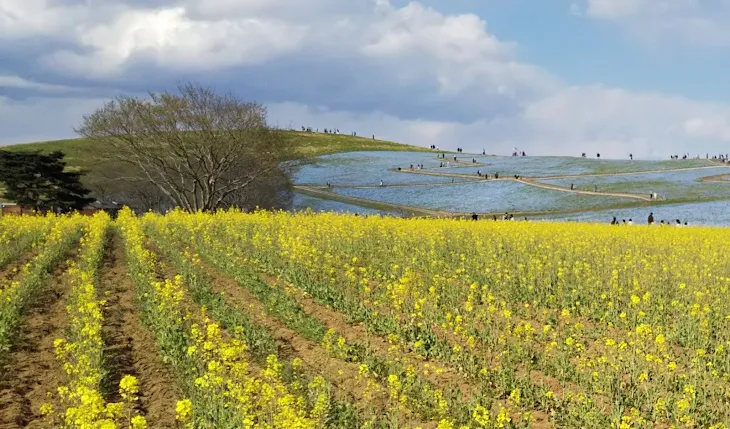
[
  {"xmin": 325, "ymin": 148, "xmax": 712, "ymax": 227},
  {"xmin": 668, "ymin": 153, "xmax": 729, "ymax": 161},
  {"xmin": 470, "ymin": 212, "xmax": 527, "ymax": 221},
  {"xmin": 606, "ymin": 213, "xmax": 690, "ymax": 226},
  {"xmin": 646, "ymin": 212, "xmax": 689, "ymax": 226},
  {"xmin": 299, "ymin": 126, "xmax": 376, "ymax": 139}
]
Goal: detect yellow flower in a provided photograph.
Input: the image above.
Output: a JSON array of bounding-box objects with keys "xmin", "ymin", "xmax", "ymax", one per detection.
[
  {"xmin": 119, "ymin": 375, "xmax": 140, "ymax": 401},
  {"xmin": 131, "ymin": 415, "xmax": 148, "ymax": 429},
  {"xmin": 176, "ymin": 399, "xmax": 193, "ymax": 422},
  {"xmin": 39, "ymin": 403, "xmax": 54, "ymax": 417}
]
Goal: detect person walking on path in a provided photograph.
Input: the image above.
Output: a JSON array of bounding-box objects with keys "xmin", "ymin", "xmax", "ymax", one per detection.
[{"xmin": 379, "ymin": 180, "xmax": 384, "ymax": 187}]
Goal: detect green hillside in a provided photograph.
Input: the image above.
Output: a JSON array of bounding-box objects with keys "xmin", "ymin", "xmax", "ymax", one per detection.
[
  {"xmin": 0, "ymin": 131, "xmax": 432, "ymax": 204},
  {"xmin": 2, "ymin": 131, "xmax": 431, "ymax": 173}
]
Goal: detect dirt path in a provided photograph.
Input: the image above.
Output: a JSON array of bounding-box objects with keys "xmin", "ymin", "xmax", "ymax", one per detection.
[
  {"xmin": 294, "ymin": 185, "xmax": 459, "ymax": 217},
  {"xmin": 99, "ymin": 231, "xmax": 178, "ymax": 428},
  {"xmin": 391, "ymin": 164, "xmax": 730, "ymax": 201},
  {"xmin": 298, "ymin": 158, "xmax": 730, "ymax": 219},
  {"xmin": 391, "ymin": 169, "xmax": 481, "ymax": 180},
  {"xmin": 516, "ymin": 179, "xmax": 653, "ymax": 201},
  {"xmin": 699, "ymin": 173, "xmax": 730, "ymax": 183},
  {"xmin": 295, "ymin": 184, "xmax": 670, "ymax": 220},
  {"xmin": 426, "ymin": 157, "xmax": 490, "ymax": 168},
  {"xmin": 306, "ymin": 179, "xmax": 482, "ymax": 190},
  {"xmin": 356, "ymin": 174, "xmax": 653, "ymax": 201},
  {"xmin": 0, "ymin": 252, "xmax": 76, "ymax": 429}
]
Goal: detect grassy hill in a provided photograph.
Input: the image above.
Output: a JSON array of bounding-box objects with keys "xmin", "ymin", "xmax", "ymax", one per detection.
[
  {"xmin": 2, "ymin": 131, "xmax": 431, "ymax": 172},
  {"xmin": 0, "ymin": 131, "xmax": 432, "ymax": 204}
]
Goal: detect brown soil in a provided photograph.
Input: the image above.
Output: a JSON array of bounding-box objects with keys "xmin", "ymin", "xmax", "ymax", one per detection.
[
  {"xmin": 265, "ymin": 262, "xmax": 567, "ymax": 427},
  {"xmin": 99, "ymin": 231, "xmax": 179, "ymax": 428},
  {"xmin": 256, "ymin": 272, "xmax": 563, "ymax": 428},
  {"xmin": 0, "ymin": 251, "xmax": 76, "ymax": 428},
  {"xmin": 153, "ymin": 249, "xmax": 435, "ymax": 428},
  {"xmin": 0, "ymin": 247, "xmax": 42, "ymax": 285},
  {"xmin": 699, "ymin": 173, "xmax": 730, "ymax": 183},
  {"xmin": 257, "ymin": 271, "xmax": 477, "ymax": 393}
]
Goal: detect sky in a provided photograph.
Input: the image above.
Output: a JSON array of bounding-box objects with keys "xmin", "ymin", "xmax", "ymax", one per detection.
[{"xmin": 4, "ymin": 0, "xmax": 730, "ymax": 158}]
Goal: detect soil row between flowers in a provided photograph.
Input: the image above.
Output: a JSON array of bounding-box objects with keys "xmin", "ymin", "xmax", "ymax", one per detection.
[
  {"xmin": 0, "ymin": 248, "xmax": 78, "ymax": 428},
  {"xmin": 99, "ymin": 230, "xmax": 179, "ymax": 428},
  {"xmin": 145, "ymin": 237, "xmax": 433, "ymax": 428},
  {"xmin": 148, "ymin": 226, "xmax": 554, "ymax": 428}
]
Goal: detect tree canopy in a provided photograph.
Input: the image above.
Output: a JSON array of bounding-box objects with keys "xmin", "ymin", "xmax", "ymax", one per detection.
[
  {"xmin": 0, "ymin": 150, "xmax": 94, "ymax": 211},
  {"xmin": 76, "ymin": 83, "xmax": 293, "ymax": 212}
]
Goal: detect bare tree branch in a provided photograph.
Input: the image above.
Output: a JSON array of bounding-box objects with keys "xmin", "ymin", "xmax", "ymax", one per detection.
[{"xmin": 75, "ymin": 82, "xmax": 293, "ymax": 212}]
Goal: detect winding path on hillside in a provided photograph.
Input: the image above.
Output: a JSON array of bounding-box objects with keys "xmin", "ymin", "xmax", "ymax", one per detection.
[
  {"xmin": 297, "ymin": 155, "xmax": 730, "ymax": 217},
  {"xmin": 388, "ymin": 163, "xmax": 730, "ymax": 202},
  {"xmin": 304, "ymin": 179, "xmax": 483, "ymax": 190},
  {"xmin": 387, "ymin": 170, "xmax": 652, "ymax": 200},
  {"xmin": 295, "ymin": 184, "xmax": 667, "ymax": 219},
  {"xmin": 514, "ymin": 179, "xmax": 653, "ymax": 201},
  {"xmin": 699, "ymin": 173, "xmax": 730, "ymax": 183}
]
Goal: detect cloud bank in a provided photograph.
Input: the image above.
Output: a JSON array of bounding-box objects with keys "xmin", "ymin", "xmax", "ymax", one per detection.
[{"xmin": 2, "ymin": 0, "xmax": 730, "ymax": 158}]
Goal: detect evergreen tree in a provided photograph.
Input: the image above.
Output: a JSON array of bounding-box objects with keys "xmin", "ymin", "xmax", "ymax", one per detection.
[{"xmin": 0, "ymin": 150, "xmax": 94, "ymax": 212}]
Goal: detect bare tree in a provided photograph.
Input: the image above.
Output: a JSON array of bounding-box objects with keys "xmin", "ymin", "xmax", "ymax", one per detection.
[{"xmin": 76, "ymin": 83, "xmax": 292, "ymax": 212}]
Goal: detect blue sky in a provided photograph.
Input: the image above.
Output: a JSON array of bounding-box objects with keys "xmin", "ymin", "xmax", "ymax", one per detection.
[{"xmin": 3, "ymin": 0, "xmax": 730, "ymax": 158}]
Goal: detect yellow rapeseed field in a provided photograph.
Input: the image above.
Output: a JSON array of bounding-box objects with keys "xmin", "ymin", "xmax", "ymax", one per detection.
[{"xmin": 1, "ymin": 209, "xmax": 730, "ymax": 429}]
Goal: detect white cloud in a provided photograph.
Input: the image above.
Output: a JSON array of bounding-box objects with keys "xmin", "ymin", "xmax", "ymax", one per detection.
[
  {"xmin": 268, "ymin": 88, "xmax": 730, "ymax": 159},
  {"xmin": 36, "ymin": 7, "xmax": 308, "ymax": 77},
  {"xmin": 582, "ymin": 0, "xmax": 694, "ymax": 20},
  {"xmin": 574, "ymin": 0, "xmax": 730, "ymax": 46},
  {"xmin": 2, "ymin": 0, "xmax": 730, "ymax": 158},
  {"xmin": 683, "ymin": 116, "xmax": 730, "ymax": 142},
  {"xmin": 0, "ymin": 75, "xmax": 77, "ymax": 92}
]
